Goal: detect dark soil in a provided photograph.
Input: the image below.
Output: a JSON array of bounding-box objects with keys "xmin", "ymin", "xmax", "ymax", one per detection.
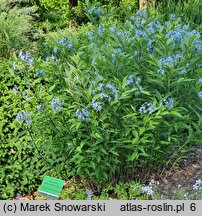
[{"xmin": 156, "ymin": 144, "xmax": 202, "ymax": 199}]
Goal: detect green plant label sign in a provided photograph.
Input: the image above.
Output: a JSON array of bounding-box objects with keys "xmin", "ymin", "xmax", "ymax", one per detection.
[{"xmin": 38, "ymin": 176, "xmax": 65, "ymax": 200}]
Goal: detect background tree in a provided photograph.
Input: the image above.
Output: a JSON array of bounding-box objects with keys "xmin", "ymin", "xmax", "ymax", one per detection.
[
  {"xmin": 138, "ymin": 0, "xmax": 156, "ymax": 10},
  {"xmin": 139, "ymin": 0, "xmax": 148, "ymax": 10}
]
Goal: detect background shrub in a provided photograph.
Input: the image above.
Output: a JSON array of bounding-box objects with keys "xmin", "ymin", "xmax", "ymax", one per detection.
[
  {"xmin": 0, "ymin": 0, "xmax": 40, "ymax": 58},
  {"xmin": 0, "ymin": 59, "xmax": 49, "ymax": 199},
  {"xmin": 30, "ymin": 0, "xmax": 138, "ymax": 31}
]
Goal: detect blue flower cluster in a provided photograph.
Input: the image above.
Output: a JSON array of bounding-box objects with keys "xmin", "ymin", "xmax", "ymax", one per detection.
[
  {"xmin": 136, "ymin": 18, "xmax": 146, "ymax": 27},
  {"xmin": 11, "ymin": 87, "xmax": 19, "ymax": 94},
  {"xmin": 192, "ymin": 179, "xmax": 202, "ymax": 190},
  {"xmin": 147, "ymin": 20, "xmax": 162, "ymax": 35},
  {"xmin": 198, "ymin": 91, "xmax": 202, "ymax": 99},
  {"xmin": 82, "ymin": 10, "xmax": 201, "ymax": 75},
  {"xmin": 139, "ymin": 102, "xmax": 157, "ymax": 114},
  {"xmin": 58, "ymin": 38, "xmax": 74, "ymax": 49},
  {"xmin": 87, "ymin": 6, "xmax": 103, "ymax": 18},
  {"xmin": 134, "ymin": 13, "xmax": 146, "ymax": 27},
  {"xmin": 170, "ymin": 13, "xmax": 176, "ymax": 20},
  {"xmin": 59, "ymin": 38, "xmax": 67, "ymax": 46},
  {"xmin": 92, "ymin": 100, "xmax": 102, "ymax": 112},
  {"xmin": 165, "ymin": 23, "xmax": 201, "ymax": 49},
  {"xmin": 76, "ymin": 108, "xmax": 90, "ymax": 121},
  {"xmin": 116, "ymin": 30, "xmax": 128, "ymax": 42},
  {"xmin": 99, "ymin": 93, "xmax": 111, "ymax": 102},
  {"xmin": 45, "ymin": 55, "xmax": 57, "ymax": 64},
  {"xmin": 53, "ymin": 46, "xmax": 58, "ymax": 53},
  {"xmin": 18, "ymin": 51, "xmax": 34, "ymax": 65},
  {"xmin": 51, "ymin": 97, "xmax": 64, "ymax": 112},
  {"xmin": 159, "ymin": 56, "xmax": 175, "ymax": 67},
  {"xmin": 92, "ymin": 82, "xmax": 119, "ymax": 102},
  {"xmin": 157, "ymin": 69, "xmax": 165, "ymax": 76},
  {"xmin": 135, "ymin": 29, "xmax": 147, "ymax": 38},
  {"xmin": 109, "ymin": 25, "xmax": 116, "ymax": 32},
  {"xmin": 160, "ymin": 98, "xmax": 174, "ymax": 108},
  {"xmin": 192, "ymin": 39, "xmax": 202, "ymax": 51},
  {"xmin": 141, "ymin": 185, "xmax": 154, "ymax": 196},
  {"xmin": 136, "ymin": 10, "xmax": 147, "ymax": 18},
  {"xmin": 12, "ymin": 62, "xmax": 17, "ymax": 70},
  {"xmin": 135, "ymin": 86, "xmax": 143, "ymax": 94},
  {"xmin": 98, "ymin": 25, "xmax": 105, "ymax": 35},
  {"xmin": 86, "ymin": 189, "xmax": 93, "ymax": 200},
  {"xmin": 37, "ymin": 104, "xmax": 43, "ymax": 111},
  {"xmin": 159, "ymin": 52, "xmax": 182, "ymax": 68},
  {"xmin": 113, "ymin": 10, "xmax": 201, "ymax": 57},
  {"xmin": 114, "ymin": 48, "xmax": 122, "ymax": 54},
  {"xmin": 147, "ymin": 39, "xmax": 154, "ymax": 54},
  {"xmin": 87, "ymin": 31, "xmax": 94, "ymax": 40},
  {"xmin": 126, "ymin": 75, "xmax": 141, "ymax": 88},
  {"xmin": 179, "ymin": 69, "xmax": 186, "ymax": 75},
  {"xmin": 36, "ymin": 71, "xmax": 44, "ymax": 76},
  {"xmin": 16, "ymin": 111, "xmax": 32, "ymax": 125},
  {"xmin": 92, "ymin": 58, "xmax": 96, "ymax": 66},
  {"xmin": 111, "ymin": 47, "xmax": 124, "ymax": 63}
]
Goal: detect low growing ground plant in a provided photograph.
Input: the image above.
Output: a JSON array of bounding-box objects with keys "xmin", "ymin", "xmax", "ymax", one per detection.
[
  {"xmin": 10, "ymin": 8, "xmax": 202, "ymax": 194},
  {"xmin": 151, "ymin": 179, "xmax": 202, "ymax": 200},
  {"xmin": 0, "ymin": 59, "xmax": 49, "ymax": 199}
]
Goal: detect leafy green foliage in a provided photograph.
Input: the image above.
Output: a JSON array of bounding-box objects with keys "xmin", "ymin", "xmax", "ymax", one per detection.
[
  {"xmin": 39, "ymin": 0, "xmax": 69, "ymax": 10},
  {"xmin": 0, "ymin": 59, "xmax": 47, "ymax": 199},
  {"xmin": 60, "ymin": 182, "xmax": 88, "ymax": 200},
  {"xmin": 11, "ymin": 9, "xmax": 202, "ymax": 189},
  {"xmin": 155, "ymin": 0, "xmax": 202, "ymax": 32},
  {"xmin": 59, "ymin": 180, "xmax": 146, "ymax": 200}
]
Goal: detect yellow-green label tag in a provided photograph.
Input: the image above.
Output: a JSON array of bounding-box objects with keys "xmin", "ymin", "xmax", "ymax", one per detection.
[{"xmin": 38, "ymin": 176, "xmax": 65, "ymax": 199}]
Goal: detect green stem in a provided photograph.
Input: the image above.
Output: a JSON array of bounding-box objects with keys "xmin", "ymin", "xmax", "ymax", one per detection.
[
  {"xmin": 27, "ymin": 128, "xmax": 50, "ymax": 166},
  {"xmin": 27, "ymin": 127, "xmax": 66, "ymax": 179}
]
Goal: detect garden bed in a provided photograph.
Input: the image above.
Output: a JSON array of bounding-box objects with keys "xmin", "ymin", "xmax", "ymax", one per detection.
[{"xmin": 1, "ymin": 0, "xmax": 202, "ymax": 200}]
